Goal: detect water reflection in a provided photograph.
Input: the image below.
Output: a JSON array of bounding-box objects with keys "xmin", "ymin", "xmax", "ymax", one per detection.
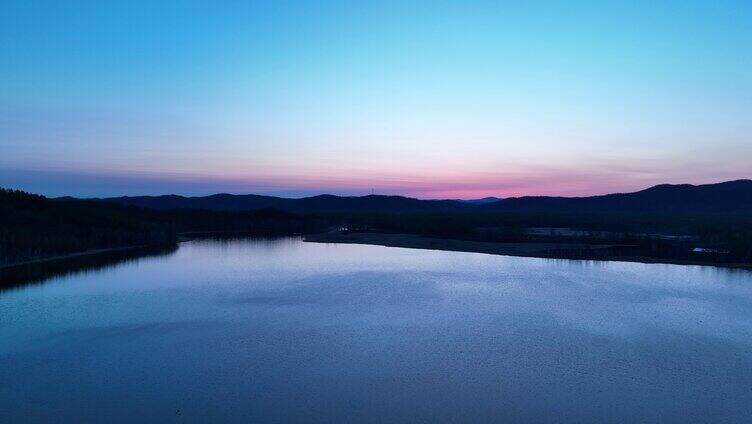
[
  {"xmin": 0, "ymin": 245, "xmax": 178, "ymax": 292},
  {"xmin": 2, "ymin": 238, "xmax": 752, "ymax": 423}
]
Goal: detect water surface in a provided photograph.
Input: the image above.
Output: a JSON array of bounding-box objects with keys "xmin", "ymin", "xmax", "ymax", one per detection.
[{"xmin": 2, "ymin": 238, "xmax": 752, "ymax": 423}]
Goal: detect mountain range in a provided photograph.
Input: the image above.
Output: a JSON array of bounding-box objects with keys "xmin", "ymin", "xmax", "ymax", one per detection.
[{"xmin": 79, "ymin": 179, "xmax": 752, "ymax": 215}]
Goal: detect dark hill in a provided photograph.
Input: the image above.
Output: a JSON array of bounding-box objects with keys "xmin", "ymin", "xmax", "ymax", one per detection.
[
  {"xmin": 2, "ymin": 189, "xmax": 328, "ymax": 268},
  {"xmin": 290, "ymin": 195, "xmax": 467, "ymax": 213},
  {"xmin": 1, "ymin": 188, "xmax": 175, "ymax": 266},
  {"xmin": 455, "ymin": 197, "xmax": 502, "ymax": 204},
  {"xmin": 483, "ymin": 180, "xmax": 752, "ymax": 214},
  {"xmin": 81, "ymin": 179, "xmax": 752, "ymax": 215},
  {"xmin": 95, "ymin": 193, "xmax": 287, "ymax": 211},
  {"xmin": 92, "ymin": 193, "xmax": 470, "ymax": 214}
]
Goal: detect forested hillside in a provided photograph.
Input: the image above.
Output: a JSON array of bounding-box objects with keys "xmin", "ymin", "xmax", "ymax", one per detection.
[
  {"xmin": 4, "ymin": 184, "xmax": 752, "ymax": 269},
  {"xmin": 1, "ymin": 189, "xmax": 326, "ymax": 266},
  {"xmin": 1, "ymin": 188, "xmax": 176, "ymax": 265}
]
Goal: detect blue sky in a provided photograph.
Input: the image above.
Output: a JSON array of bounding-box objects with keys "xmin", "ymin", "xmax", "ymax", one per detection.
[{"xmin": 1, "ymin": 1, "xmax": 750, "ymax": 198}]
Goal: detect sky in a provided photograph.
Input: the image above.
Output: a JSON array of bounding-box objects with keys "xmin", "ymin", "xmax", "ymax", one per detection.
[{"xmin": 1, "ymin": 1, "xmax": 750, "ymax": 199}]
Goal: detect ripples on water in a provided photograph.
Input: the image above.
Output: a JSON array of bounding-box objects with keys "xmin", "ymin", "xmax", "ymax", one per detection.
[{"xmin": 2, "ymin": 238, "xmax": 752, "ymax": 423}]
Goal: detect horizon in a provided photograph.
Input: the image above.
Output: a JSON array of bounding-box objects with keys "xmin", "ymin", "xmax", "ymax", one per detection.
[
  {"xmin": 2, "ymin": 1, "xmax": 751, "ymax": 198},
  {"xmin": 7, "ymin": 177, "xmax": 751, "ymax": 201}
]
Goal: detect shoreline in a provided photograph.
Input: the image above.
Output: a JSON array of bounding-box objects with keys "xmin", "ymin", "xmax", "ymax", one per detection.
[
  {"xmin": 0, "ymin": 245, "xmax": 146, "ymax": 270},
  {"xmin": 0, "ymin": 230, "xmax": 278, "ymax": 271},
  {"xmin": 305, "ymin": 232, "xmax": 752, "ymax": 271},
  {"xmin": 3, "ymin": 231, "xmax": 749, "ymax": 277},
  {"xmin": 0, "ymin": 244, "xmax": 179, "ymax": 289}
]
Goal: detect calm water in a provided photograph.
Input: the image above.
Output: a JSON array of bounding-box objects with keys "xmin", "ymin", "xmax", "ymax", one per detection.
[{"xmin": 2, "ymin": 238, "xmax": 752, "ymax": 423}]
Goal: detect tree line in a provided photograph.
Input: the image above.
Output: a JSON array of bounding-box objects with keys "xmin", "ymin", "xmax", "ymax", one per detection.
[
  {"xmin": 0, "ymin": 188, "xmax": 326, "ymax": 266},
  {"xmin": 3, "ymin": 187, "xmax": 751, "ymax": 267}
]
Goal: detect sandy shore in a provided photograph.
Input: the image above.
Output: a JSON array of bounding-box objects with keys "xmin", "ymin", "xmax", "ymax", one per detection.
[{"xmin": 305, "ymin": 232, "xmax": 752, "ymax": 270}]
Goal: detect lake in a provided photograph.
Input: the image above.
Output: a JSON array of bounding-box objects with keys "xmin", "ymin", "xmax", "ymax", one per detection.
[{"xmin": 2, "ymin": 238, "xmax": 752, "ymax": 423}]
